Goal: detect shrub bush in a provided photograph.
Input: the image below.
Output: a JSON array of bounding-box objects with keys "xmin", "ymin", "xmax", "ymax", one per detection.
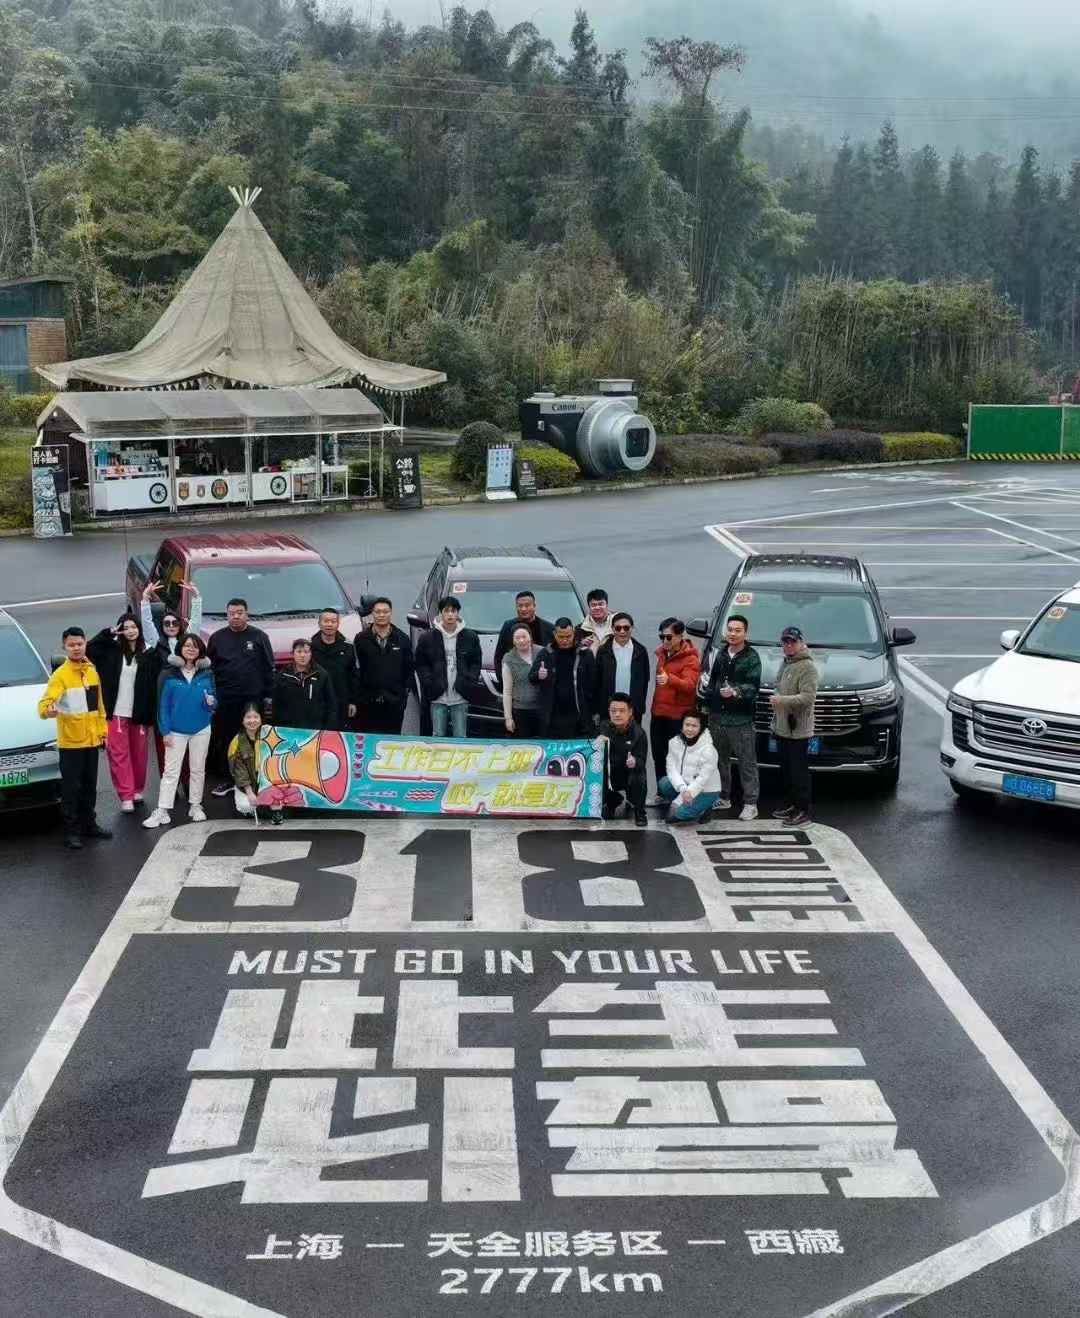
[
  {"xmin": 652, "ymin": 437, "xmax": 779, "ymax": 479},
  {"xmin": 733, "ymin": 397, "xmax": 834, "ymax": 437},
  {"xmin": 761, "ymin": 432, "xmax": 824, "ymax": 463},
  {"xmin": 883, "ymin": 432, "xmax": 964, "ymax": 460},
  {"xmin": 450, "ymin": 420, "xmax": 506, "ymax": 485},
  {"xmin": 816, "ymin": 429, "xmax": 884, "ymax": 463},
  {"xmin": 0, "ymin": 393, "xmax": 51, "ymax": 428},
  {"xmin": 0, "ymin": 477, "xmax": 32, "ymax": 529},
  {"xmin": 518, "ymin": 443, "xmax": 580, "ymax": 488}
]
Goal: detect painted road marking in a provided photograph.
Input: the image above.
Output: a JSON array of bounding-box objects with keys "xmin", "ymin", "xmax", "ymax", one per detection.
[
  {"xmin": 1, "ymin": 590, "xmax": 126, "ymax": 609},
  {"xmin": 896, "ymin": 659, "xmax": 948, "ymax": 716},
  {"xmin": 952, "ymin": 502, "xmax": 1080, "ymax": 555},
  {"xmin": 0, "ymin": 820, "xmax": 1075, "ymax": 1318}
]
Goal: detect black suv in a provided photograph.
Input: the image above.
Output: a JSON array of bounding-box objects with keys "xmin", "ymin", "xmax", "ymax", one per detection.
[
  {"xmin": 408, "ymin": 546, "xmax": 587, "ymax": 733},
  {"xmin": 690, "ymin": 555, "xmax": 916, "ymax": 787}
]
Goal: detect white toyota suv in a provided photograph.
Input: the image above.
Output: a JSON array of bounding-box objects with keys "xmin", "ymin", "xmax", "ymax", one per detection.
[{"xmin": 941, "ymin": 586, "xmax": 1080, "ymax": 809}]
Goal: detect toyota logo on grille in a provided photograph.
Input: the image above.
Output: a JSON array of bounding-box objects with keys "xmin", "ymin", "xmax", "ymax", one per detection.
[{"xmin": 1021, "ymin": 717, "xmax": 1048, "ymax": 738}]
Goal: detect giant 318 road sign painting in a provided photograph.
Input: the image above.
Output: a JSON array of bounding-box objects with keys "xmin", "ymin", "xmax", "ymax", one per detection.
[{"xmin": 1, "ymin": 820, "xmax": 1077, "ymax": 1317}]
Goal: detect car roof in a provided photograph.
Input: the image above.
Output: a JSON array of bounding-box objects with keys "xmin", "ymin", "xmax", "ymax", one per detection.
[
  {"xmin": 445, "ymin": 546, "xmax": 572, "ymax": 581},
  {"xmin": 736, "ymin": 554, "xmax": 868, "ymax": 594},
  {"xmin": 164, "ymin": 532, "xmax": 320, "ymax": 562}
]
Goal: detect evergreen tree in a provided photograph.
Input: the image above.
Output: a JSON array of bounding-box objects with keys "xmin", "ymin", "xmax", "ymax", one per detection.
[
  {"xmin": 872, "ymin": 120, "xmax": 905, "ymax": 274},
  {"xmin": 981, "ymin": 177, "xmax": 1009, "ymax": 289},
  {"xmin": 904, "ymin": 145, "xmax": 945, "ymax": 281},
  {"xmin": 561, "ymin": 9, "xmax": 600, "ymax": 98},
  {"xmin": 943, "ymin": 150, "xmax": 980, "ymax": 276},
  {"xmin": 1008, "ymin": 145, "xmax": 1043, "ymax": 323},
  {"xmin": 821, "ymin": 137, "xmax": 857, "ymax": 273},
  {"xmin": 848, "ymin": 143, "xmax": 888, "ymax": 277}
]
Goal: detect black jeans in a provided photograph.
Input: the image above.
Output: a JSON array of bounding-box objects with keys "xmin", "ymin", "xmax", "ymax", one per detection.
[
  {"xmin": 605, "ymin": 771, "xmax": 647, "ymax": 812},
  {"xmin": 649, "ymin": 715, "xmax": 683, "ymax": 787},
  {"xmin": 547, "ymin": 709, "xmax": 587, "ymax": 740},
  {"xmin": 777, "ymin": 736, "xmax": 811, "ymax": 812},
  {"xmin": 60, "ymin": 747, "xmax": 99, "ymax": 831},
  {"xmin": 209, "ymin": 696, "xmax": 254, "ymax": 777},
  {"xmin": 355, "ymin": 700, "xmax": 407, "ymax": 735},
  {"xmin": 510, "ymin": 709, "xmax": 545, "ymax": 738}
]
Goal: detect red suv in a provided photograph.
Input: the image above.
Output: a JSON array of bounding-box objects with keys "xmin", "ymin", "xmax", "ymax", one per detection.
[{"xmin": 127, "ymin": 532, "xmax": 366, "ymax": 664}]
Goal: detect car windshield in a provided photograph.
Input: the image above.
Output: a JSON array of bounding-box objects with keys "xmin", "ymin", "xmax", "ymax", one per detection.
[
  {"xmin": 194, "ymin": 563, "xmax": 351, "ymax": 617},
  {"xmin": 0, "ymin": 623, "xmax": 47, "ymax": 686},
  {"xmin": 1019, "ymin": 601, "xmax": 1080, "ymax": 663},
  {"xmin": 453, "ymin": 583, "xmax": 585, "ymax": 633},
  {"xmin": 723, "ymin": 589, "xmax": 883, "ymax": 651}
]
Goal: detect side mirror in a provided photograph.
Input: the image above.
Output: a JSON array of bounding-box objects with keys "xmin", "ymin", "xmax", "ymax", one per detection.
[
  {"xmin": 889, "ymin": 626, "xmax": 917, "ymax": 647},
  {"xmin": 407, "ymin": 610, "xmax": 430, "ymax": 630},
  {"xmin": 1000, "ymin": 629, "xmax": 1021, "ymax": 650},
  {"xmin": 687, "ymin": 617, "xmax": 711, "ymax": 639},
  {"xmin": 50, "ymin": 653, "xmax": 65, "ymax": 671}
]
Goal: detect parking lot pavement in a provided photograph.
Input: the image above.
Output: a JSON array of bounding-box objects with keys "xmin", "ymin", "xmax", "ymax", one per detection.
[{"xmin": 708, "ymin": 474, "xmax": 1080, "ymax": 707}]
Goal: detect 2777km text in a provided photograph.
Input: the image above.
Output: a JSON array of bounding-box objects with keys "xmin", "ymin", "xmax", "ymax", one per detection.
[{"xmin": 438, "ymin": 1265, "xmax": 663, "ymax": 1295}]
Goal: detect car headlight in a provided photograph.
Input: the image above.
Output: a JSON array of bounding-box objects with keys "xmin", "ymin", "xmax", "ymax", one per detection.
[
  {"xmin": 859, "ymin": 681, "xmax": 897, "ymax": 708},
  {"xmin": 946, "ymin": 694, "xmax": 973, "ymax": 716}
]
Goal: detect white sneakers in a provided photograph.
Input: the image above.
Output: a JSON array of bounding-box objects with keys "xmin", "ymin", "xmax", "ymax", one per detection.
[
  {"xmin": 739, "ymin": 804, "xmax": 759, "ymax": 821},
  {"xmin": 188, "ymin": 805, "xmax": 207, "ymax": 822},
  {"xmin": 715, "ymin": 798, "xmax": 732, "ymax": 811},
  {"xmin": 120, "ymin": 800, "xmax": 135, "ymax": 813},
  {"xmin": 142, "ymin": 808, "xmax": 171, "ymax": 829}
]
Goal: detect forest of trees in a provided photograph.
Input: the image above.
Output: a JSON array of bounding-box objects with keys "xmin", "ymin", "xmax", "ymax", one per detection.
[{"xmin": 0, "ymin": 0, "xmax": 1074, "ymax": 431}]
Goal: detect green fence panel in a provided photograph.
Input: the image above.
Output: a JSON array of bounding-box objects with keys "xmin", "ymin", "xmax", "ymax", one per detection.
[
  {"xmin": 969, "ymin": 405, "xmax": 1062, "ymax": 457},
  {"xmin": 1062, "ymin": 407, "xmax": 1080, "ymax": 456}
]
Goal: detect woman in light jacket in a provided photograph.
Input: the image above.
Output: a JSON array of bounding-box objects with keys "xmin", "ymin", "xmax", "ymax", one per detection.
[
  {"xmin": 143, "ymin": 633, "xmax": 216, "ymax": 828},
  {"xmin": 501, "ymin": 623, "xmax": 545, "ymax": 738},
  {"xmin": 656, "ymin": 711, "xmax": 723, "ymax": 823}
]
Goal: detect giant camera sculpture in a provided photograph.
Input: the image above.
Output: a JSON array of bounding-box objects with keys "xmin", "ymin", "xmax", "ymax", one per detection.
[{"xmin": 519, "ymin": 379, "xmax": 657, "ymax": 477}]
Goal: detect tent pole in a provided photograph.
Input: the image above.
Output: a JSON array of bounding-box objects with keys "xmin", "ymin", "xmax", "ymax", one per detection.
[
  {"xmin": 244, "ymin": 436, "xmax": 253, "ymax": 510},
  {"xmin": 316, "ymin": 431, "xmax": 324, "ymax": 502},
  {"xmin": 168, "ymin": 436, "xmax": 177, "ymax": 513}
]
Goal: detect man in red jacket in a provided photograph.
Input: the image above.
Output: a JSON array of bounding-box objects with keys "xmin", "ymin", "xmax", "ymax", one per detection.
[{"xmin": 649, "ymin": 618, "xmax": 701, "ymax": 793}]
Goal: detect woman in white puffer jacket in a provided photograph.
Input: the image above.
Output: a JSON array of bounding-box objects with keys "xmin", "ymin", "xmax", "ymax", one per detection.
[{"xmin": 657, "ymin": 711, "xmax": 723, "ymax": 823}]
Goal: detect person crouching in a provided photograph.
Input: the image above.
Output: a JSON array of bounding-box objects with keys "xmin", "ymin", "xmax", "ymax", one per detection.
[
  {"xmin": 656, "ymin": 711, "xmax": 723, "ymax": 824},
  {"xmin": 229, "ymin": 703, "xmax": 279, "ymax": 823}
]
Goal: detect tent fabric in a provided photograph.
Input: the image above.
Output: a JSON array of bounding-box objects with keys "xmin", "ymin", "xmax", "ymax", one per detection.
[{"xmin": 38, "ymin": 203, "xmax": 446, "ymax": 395}]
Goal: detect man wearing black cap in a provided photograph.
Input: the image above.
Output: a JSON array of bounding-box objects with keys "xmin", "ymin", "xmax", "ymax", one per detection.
[{"xmin": 768, "ymin": 626, "xmax": 819, "ymax": 825}]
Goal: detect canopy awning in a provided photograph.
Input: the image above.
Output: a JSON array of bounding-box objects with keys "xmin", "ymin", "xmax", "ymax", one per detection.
[{"xmin": 38, "ymin": 387, "xmax": 394, "ymax": 442}]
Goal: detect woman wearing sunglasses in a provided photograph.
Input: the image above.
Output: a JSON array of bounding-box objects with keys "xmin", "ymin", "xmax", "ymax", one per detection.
[{"xmin": 141, "ymin": 579, "xmax": 203, "ymax": 779}]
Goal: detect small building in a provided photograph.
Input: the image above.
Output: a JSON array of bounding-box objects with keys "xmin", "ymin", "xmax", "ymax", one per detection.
[{"xmin": 0, "ymin": 277, "xmax": 70, "ymax": 393}]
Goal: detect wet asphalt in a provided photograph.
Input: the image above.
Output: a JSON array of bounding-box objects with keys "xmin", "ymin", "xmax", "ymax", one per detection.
[{"xmin": 3, "ymin": 460, "xmax": 1080, "ymax": 1316}]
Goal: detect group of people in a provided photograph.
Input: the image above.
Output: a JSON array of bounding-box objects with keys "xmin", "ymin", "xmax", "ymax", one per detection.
[{"xmin": 36, "ymin": 580, "xmax": 820, "ymax": 847}]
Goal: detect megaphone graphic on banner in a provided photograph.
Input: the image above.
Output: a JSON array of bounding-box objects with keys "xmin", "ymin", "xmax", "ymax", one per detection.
[{"xmin": 262, "ymin": 729, "xmax": 350, "ymax": 805}]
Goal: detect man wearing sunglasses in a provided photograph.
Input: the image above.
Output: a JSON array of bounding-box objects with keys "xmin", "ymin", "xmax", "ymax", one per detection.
[
  {"xmin": 705, "ymin": 612, "xmax": 762, "ymax": 821},
  {"xmin": 650, "ymin": 618, "xmax": 700, "ymax": 794},
  {"xmin": 594, "ymin": 612, "xmax": 650, "ymax": 723}
]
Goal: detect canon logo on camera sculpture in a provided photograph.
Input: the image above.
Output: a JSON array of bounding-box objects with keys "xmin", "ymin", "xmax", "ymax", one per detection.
[{"xmin": 519, "ymin": 379, "xmax": 657, "ymax": 477}]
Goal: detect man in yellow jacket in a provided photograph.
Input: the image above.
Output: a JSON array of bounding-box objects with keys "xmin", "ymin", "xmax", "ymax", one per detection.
[{"xmin": 38, "ymin": 626, "xmax": 112, "ymax": 850}]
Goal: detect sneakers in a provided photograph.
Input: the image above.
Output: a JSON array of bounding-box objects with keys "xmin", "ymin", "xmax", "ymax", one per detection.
[
  {"xmin": 188, "ymin": 805, "xmax": 207, "ymax": 823},
  {"xmin": 64, "ymin": 833, "xmax": 83, "ymax": 850},
  {"xmin": 715, "ymin": 798, "xmax": 732, "ymax": 811},
  {"xmin": 739, "ymin": 803, "xmax": 759, "ymax": 821},
  {"xmin": 787, "ymin": 810, "xmax": 812, "ymax": 826},
  {"xmin": 142, "ymin": 808, "xmax": 171, "ymax": 829},
  {"xmin": 270, "ymin": 809, "xmax": 285, "ymax": 826},
  {"xmin": 211, "ymin": 783, "xmax": 232, "ymax": 798},
  {"xmin": 132, "ymin": 793, "xmax": 144, "ymax": 804},
  {"xmin": 633, "ymin": 809, "xmax": 648, "ymax": 828},
  {"xmin": 772, "ymin": 805, "xmax": 795, "ymax": 819},
  {"xmin": 119, "ymin": 800, "xmax": 135, "ymax": 813}
]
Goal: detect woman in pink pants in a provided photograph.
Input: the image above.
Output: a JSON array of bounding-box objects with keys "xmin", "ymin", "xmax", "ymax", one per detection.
[{"xmin": 87, "ymin": 612, "xmax": 158, "ymax": 812}]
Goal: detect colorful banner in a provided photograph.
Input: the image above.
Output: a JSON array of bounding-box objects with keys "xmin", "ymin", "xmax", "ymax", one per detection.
[{"xmin": 254, "ymin": 726, "xmax": 604, "ymax": 818}]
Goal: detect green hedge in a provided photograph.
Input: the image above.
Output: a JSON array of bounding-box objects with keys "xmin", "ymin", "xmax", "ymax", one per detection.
[
  {"xmin": 450, "ymin": 420, "xmax": 505, "ymax": 484},
  {"xmin": 0, "ymin": 393, "xmax": 51, "ymax": 428},
  {"xmin": 518, "ymin": 443, "xmax": 580, "ymax": 488},
  {"xmin": 883, "ymin": 432, "xmax": 964, "ymax": 460},
  {"xmin": 652, "ymin": 437, "xmax": 779, "ymax": 479},
  {"xmin": 733, "ymin": 397, "xmax": 833, "ymax": 438}
]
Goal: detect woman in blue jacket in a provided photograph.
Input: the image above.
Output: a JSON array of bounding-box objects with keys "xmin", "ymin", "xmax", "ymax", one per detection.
[{"xmin": 144, "ymin": 633, "xmax": 216, "ymax": 828}]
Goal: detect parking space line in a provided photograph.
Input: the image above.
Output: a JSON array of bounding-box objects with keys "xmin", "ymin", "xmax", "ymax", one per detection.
[
  {"xmin": 749, "ymin": 540, "xmax": 1001, "ymax": 546},
  {"xmin": 2, "ymin": 591, "xmax": 125, "ymax": 608},
  {"xmin": 704, "ymin": 524, "xmax": 752, "ymax": 558},
  {"xmin": 727, "ymin": 495, "xmax": 963, "ymax": 526},
  {"xmin": 908, "ymin": 654, "xmax": 995, "ymax": 659},
  {"xmin": 896, "ymin": 656, "xmax": 948, "ymax": 716},
  {"xmin": 876, "ymin": 586, "xmax": 1060, "ymax": 591},
  {"xmin": 953, "ymin": 502, "xmax": 1080, "ymax": 551},
  {"xmin": 890, "ymin": 615, "xmax": 1030, "ymax": 620}
]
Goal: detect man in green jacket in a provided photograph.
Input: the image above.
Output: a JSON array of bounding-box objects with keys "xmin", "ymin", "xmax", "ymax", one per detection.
[
  {"xmin": 769, "ymin": 625, "xmax": 819, "ymax": 825},
  {"xmin": 705, "ymin": 614, "xmax": 762, "ymax": 820}
]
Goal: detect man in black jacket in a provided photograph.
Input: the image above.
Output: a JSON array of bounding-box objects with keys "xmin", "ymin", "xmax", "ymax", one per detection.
[
  {"xmin": 353, "ymin": 597, "xmax": 414, "ymax": 734},
  {"xmin": 415, "ymin": 596, "xmax": 482, "ymax": 738},
  {"xmin": 594, "ymin": 612, "xmax": 650, "ymax": 722},
  {"xmin": 597, "ymin": 693, "xmax": 648, "ymax": 826},
  {"xmin": 493, "ymin": 591, "xmax": 555, "ymax": 672},
  {"xmin": 208, "ymin": 597, "xmax": 275, "ymax": 791},
  {"xmin": 529, "ymin": 618, "xmax": 596, "ymax": 738},
  {"xmin": 310, "ymin": 607, "xmax": 356, "ymax": 729},
  {"xmin": 271, "ymin": 639, "xmax": 336, "ymax": 730}
]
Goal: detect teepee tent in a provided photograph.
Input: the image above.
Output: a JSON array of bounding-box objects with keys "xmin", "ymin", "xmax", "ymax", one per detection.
[{"xmin": 39, "ymin": 188, "xmax": 445, "ymax": 396}]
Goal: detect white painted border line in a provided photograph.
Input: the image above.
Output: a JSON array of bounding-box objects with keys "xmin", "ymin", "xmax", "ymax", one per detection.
[
  {"xmin": 726, "ymin": 494, "xmax": 963, "ymax": 526},
  {"xmin": 748, "ymin": 541, "xmax": 1003, "ymax": 546},
  {"xmin": 865, "ymin": 563, "xmax": 1080, "ymax": 568},
  {"xmin": 952, "ymin": 503, "xmax": 1080, "ymax": 559},
  {"xmin": 891, "ymin": 615, "xmax": 1031, "ymax": 620},
  {"xmin": 703, "ymin": 524, "xmax": 752, "ymax": 559},
  {"xmin": 2, "ymin": 591, "xmax": 126, "ymax": 609},
  {"xmin": 908, "ymin": 654, "xmax": 996, "ymax": 659},
  {"xmin": 877, "ymin": 587, "xmax": 1061, "ymax": 591},
  {"xmin": 896, "ymin": 656, "xmax": 948, "ymax": 716}
]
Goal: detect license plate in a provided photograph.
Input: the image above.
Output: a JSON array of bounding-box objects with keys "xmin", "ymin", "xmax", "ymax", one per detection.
[
  {"xmin": 767, "ymin": 737, "xmax": 821, "ymax": 755},
  {"xmin": 1002, "ymin": 773, "xmax": 1056, "ymax": 802},
  {"xmin": 0, "ymin": 768, "xmax": 30, "ymax": 788}
]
